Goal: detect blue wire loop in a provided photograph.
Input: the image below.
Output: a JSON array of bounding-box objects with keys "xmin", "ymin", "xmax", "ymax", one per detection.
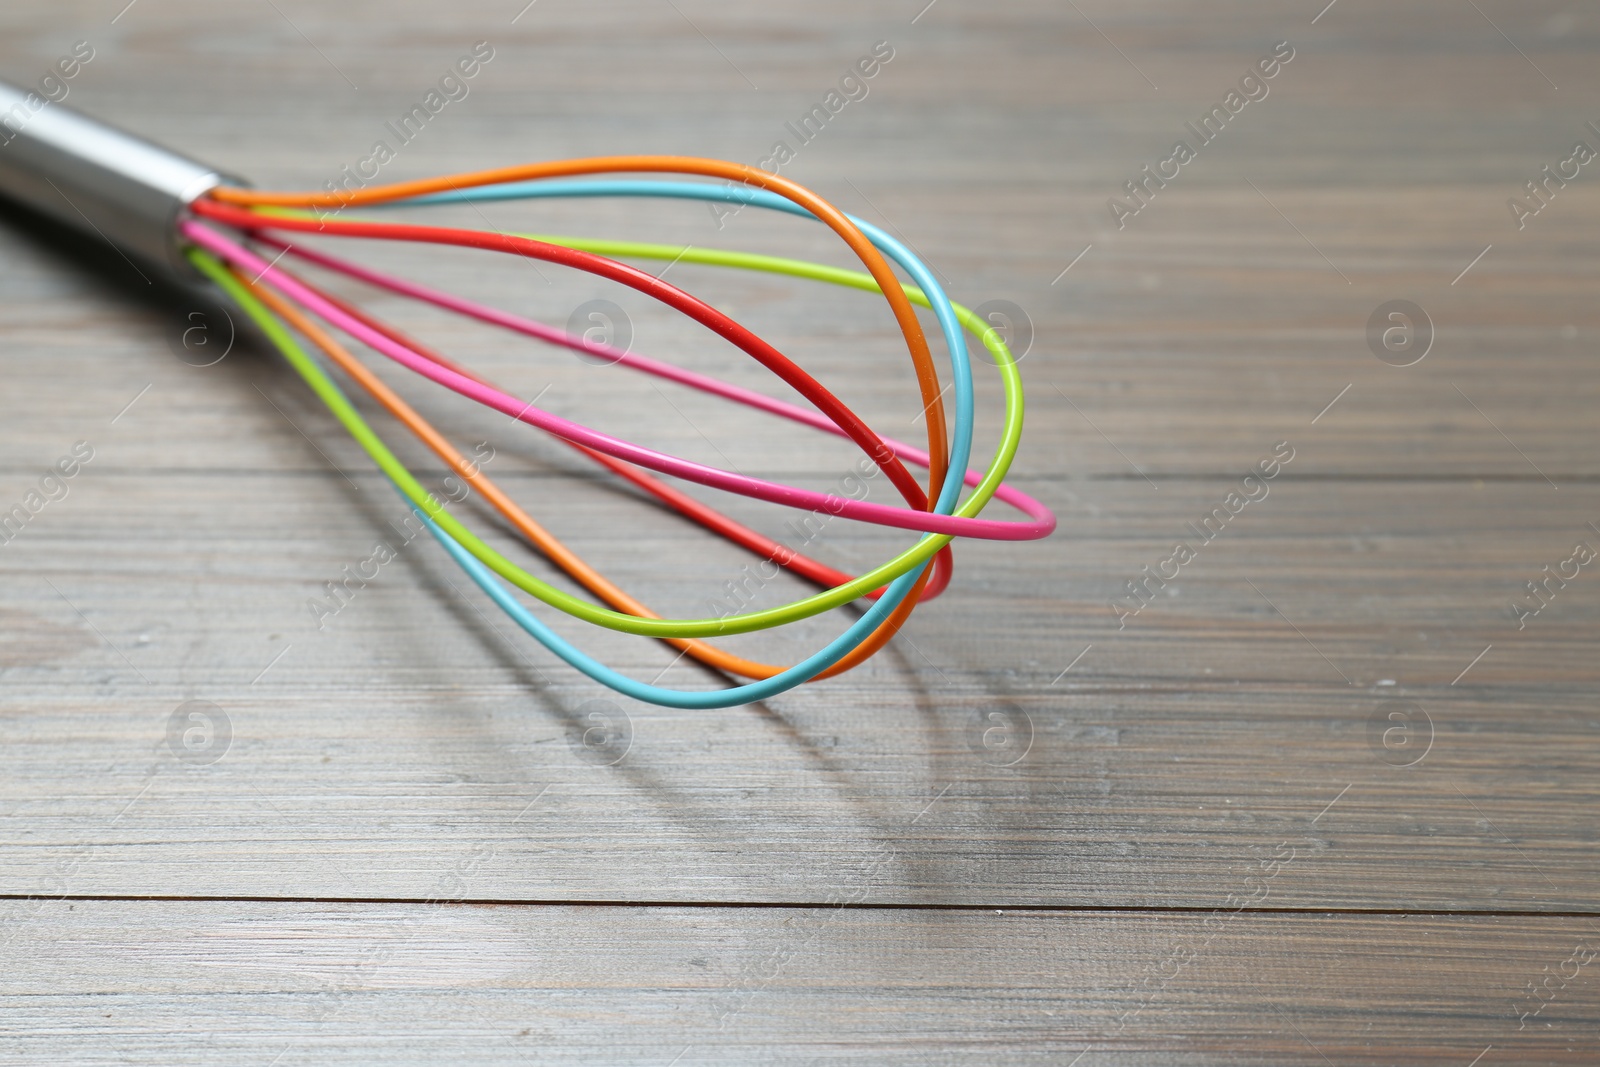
[{"xmin": 337, "ymin": 178, "xmax": 978, "ymax": 708}]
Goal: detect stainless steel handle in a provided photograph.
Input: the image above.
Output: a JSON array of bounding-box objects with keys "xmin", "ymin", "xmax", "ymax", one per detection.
[{"xmin": 0, "ymin": 78, "xmax": 246, "ymax": 278}]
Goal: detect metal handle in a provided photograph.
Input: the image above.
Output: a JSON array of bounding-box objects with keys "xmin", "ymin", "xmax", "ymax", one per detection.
[{"xmin": 0, "ymin": 78, "xmax": 245, "ymax": 278}]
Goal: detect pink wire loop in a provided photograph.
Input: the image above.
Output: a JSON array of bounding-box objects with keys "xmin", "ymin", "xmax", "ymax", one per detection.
[
  {"xmin": 182, "ymin": 220, "xmax": 1053, "ymax": 541},
  {"xmin": 263, "ymin": 236, "xmax": 1053, "ymax": 533}
]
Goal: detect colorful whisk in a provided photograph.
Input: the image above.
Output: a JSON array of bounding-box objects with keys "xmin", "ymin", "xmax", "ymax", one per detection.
[{"xmin": 0, "ymin": 77, "xmax": 1054, "ymax": 709}]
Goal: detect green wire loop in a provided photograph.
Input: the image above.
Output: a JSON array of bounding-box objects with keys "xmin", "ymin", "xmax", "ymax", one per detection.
[{"xmin": 188, "ymin": 233, "xmax": 1024, "ymax": 640}]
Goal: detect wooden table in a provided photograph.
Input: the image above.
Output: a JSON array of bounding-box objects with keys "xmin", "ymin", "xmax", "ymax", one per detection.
[{"xmin": 2, "ymin": 1, "xmax": 1597, "ymax": 1062}]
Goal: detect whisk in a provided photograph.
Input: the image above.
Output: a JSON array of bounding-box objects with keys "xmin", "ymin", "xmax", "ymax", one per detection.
[{"xmin": 0, "ymin": 77, "xmax": 1055, "ymax": 709}]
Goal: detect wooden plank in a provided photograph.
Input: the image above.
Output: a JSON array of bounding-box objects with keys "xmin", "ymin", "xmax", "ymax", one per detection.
[
  {"xmin": 6, "ymin": 181, "xmax": 1600, "ymax": 480},
  {"xmin": 3, "ymin": 900, "xmax": 1597, "ymax": 1064},
  {"xmin": 2, "ymin": 3, "xmax": 1598, "ymax": 482},
  {"xmin": 1, "ymin": 473, "xmax": 1597, "ymax": 908},
  {"xmin": 2, "ymin": 0, "xmax": 1599, "ymax": 1061}
]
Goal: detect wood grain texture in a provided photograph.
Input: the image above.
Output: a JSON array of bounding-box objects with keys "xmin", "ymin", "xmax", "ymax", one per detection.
[
  {"xmin": 4, "ymin": 901, "xmax": 1599, "ymax": 1066},
  {"xmin": 2, "ymin": 0, "xmax": 1599, "ymax": 1060}
]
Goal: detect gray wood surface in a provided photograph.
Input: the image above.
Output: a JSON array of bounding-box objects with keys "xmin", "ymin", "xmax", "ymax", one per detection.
[
  {"xmin": 3, "ymin": 0, "xmax": 1599, "ymax": 1062},
  {"xmin": 5, "ymin": 901, "xmax": 1599, "ymax": 1065}
]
